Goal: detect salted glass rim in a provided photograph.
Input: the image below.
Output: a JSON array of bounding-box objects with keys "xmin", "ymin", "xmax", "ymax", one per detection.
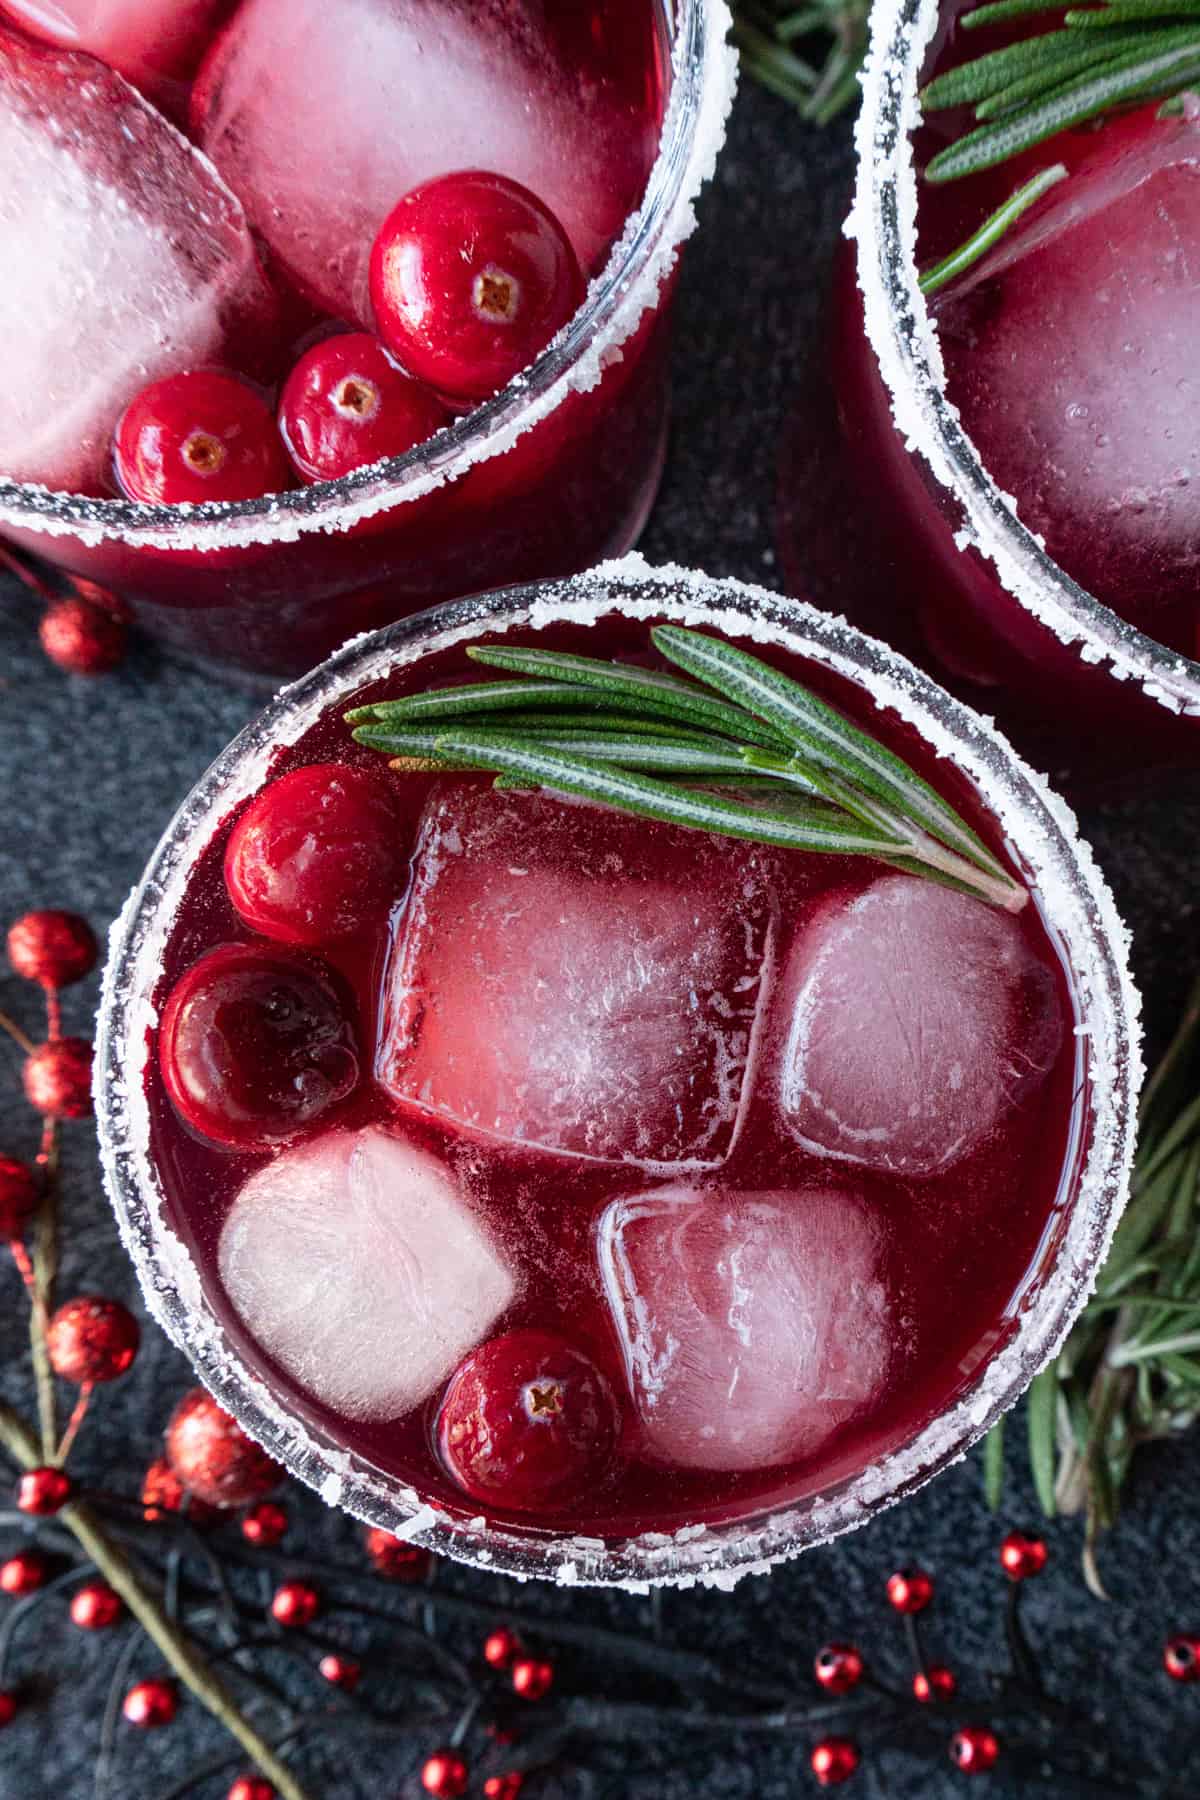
[
  {"xmin": 848, "ymin": 0, "xmax": 1200, "ymax": 719},
  {"xmin": 0, "ymin": 0, "xmax": 737, "ymax": 552},
  {"xmin": 95, "ymin": 556, "xmax": 1141, "ymax": 1590}
]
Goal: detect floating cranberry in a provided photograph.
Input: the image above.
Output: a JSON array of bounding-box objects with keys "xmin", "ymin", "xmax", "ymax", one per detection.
[
  {"xmin": 7, "ymin": 910, "xmax": 97, "ymax": 987},
  {"xmin": 123, "ymin": 1677, "xmax": 177, "ymax": 1728},
  {"xmin": 437, "ymin": 1330, "xmax": 619, "ymax": 1512},
  {"xmin": 23, "ymin": 1039, "xmax": 93, "ymax": 1119},
  {"xmin": 0, "ymin": 1551, "xmax": 49, "ymax": 1596},
  {"xmin": 114, "ymin": 371, "xmax": 290, "ymax": 507},
  {"xmin": 39, "ymin": 596, "xmax": 127, "ymax": 677},
  {"xmin": 242, "ymin": 1501, "xmax": 288, "ymax": 1547},
  {"xmin": 511, "ymin": 1657, "xmax": 554, "ymax": 1702},
  {"xmin": 421, "ymin": 1750, "xmax": 468, "ymax": 1798},
  {"xmin": 811, "ymin": 1737, "xmax": 859, "ymax": 1786},
  {"xmin": 886, "ymin": 1568, "xmax": 933, "ymax": 1614},
  {"xmin": 165, "ymin": 1390, "xmax": 282, "ymax": 1509},
  {"xmin": 270, "ymin": 1580, "xmax": 320, "ymax": 1628},
  {"xmin": 1164, "ymin": 1634, "xmax": 1200, "ymax": 1681},
  {"xmin": 224, "ymin": 764, "xmax": 401, "ymax": 946},
  {"xmin": 159, "ymin": 943, "xmax": 359, "ymax": 1149},
  {"xmin": 17, "ymin": 1466, "xmax": 72, "ymax": 1516},
  {"xmin": 318, "ymin": 1653, "xmax": 361, "ymax": 1691},
  {"xmin": 228, "ymin": 1777, "xmax": 274, "ymax": 1800},
  {"xmin": 913, "ymin": 1665, "xmax": 957, "ymax": 1702},
  {"xmin": 279, "ymin": 333, "xmax": 446, "ymax": 484},
  {"xmin": 483, "ymin": 1628, "xmax": 522, "ymax": 1670},
  {"xmin": 0, "ymin": 1158, "xmax": 39, "ymax": 1241},
  {"xmin": 813, "ymin": 1644, "xmax": 864, "ymax": 1695},
  {"xmin": 363, "ymin": 1526, "xmax": 430, "ymax": 1582},
  {"xmin": 0, "ymin": 1692, "xmax": 17, "ymax": 1728},
  {"xmin": 999, "ymin": 1531, "xmax": 1048, "ymax": 1581},
  {"xmin": 47, "ymin": 1296, "xmax": 139, "ymax": 1385},
  {"xmin": 950, "ymin": 1727, "xmax": 1000, "ymax": 1773},
  {"xmin": 70, "ymin": 1582, "xmax": 123, "ymax": 1630},
  {"xmin": 370, "ymin": 171, "xmax": 583, "ymax": 405}
]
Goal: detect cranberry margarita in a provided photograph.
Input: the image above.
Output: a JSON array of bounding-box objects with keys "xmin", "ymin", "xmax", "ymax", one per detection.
[
  {"xmin": 97, "ymin": 564, "xmax": 1138, "ymax": 1584},
  {"xmin": 0, "ymin": 1, "xmax": 734, "ymax": 678},
  {"xmin": 831, "ymin": 0, "xmax": 1200, "ymax": 764}
]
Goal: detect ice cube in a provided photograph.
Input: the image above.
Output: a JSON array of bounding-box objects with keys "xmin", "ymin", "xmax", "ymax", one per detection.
[
  {"xmin": 597, "ymin": 1184, "xmax": 891, "ymax": 1472},
  {"xmin": 218, "ymin": 1123, "xmax": 515, "ymax": 1422},
  {"xmin": 937, "ymin": 110, "xmax": 1200, "ymax": 633},
  {"xmin": 0, "ymin": 1, "xmax": 224, "ymax": 90},
  {"xmin": 0, "ymin": 29, "xmax": 273, "ymax": 493},
  {"xmin": 193, "ymin": 0, "xmax": 658, "ymax": 323},
  {"xmin": 777, "ymin": 874, "xmax": 1062, "ymax": 1176},
  {"xmin": 377, "ymin": 783, "xmax": 776, "ymax": 1171}
]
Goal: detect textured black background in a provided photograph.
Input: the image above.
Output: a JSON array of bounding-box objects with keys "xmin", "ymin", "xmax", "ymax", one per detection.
[{"xmin": 3, "ymin": 71, "xmax": 1200, "ymax": 1800}]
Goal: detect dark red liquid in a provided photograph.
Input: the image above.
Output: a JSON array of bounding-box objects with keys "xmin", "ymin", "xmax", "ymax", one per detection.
[
  {"xmin": 0, "ymin": 1, "xmax": 670, "ymax": 678},
  {"xmin": 146, "ymin": 615, "xmax": 1084, "ymax": 1540}
]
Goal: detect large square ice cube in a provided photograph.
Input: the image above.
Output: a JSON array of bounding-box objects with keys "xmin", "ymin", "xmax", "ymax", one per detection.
[
  {"xmin": 377, "ymin": 784, "xmax": 776, "ymax": 1171},
  {"xmin": 597, "ymin": 1184, "xmax": 891, "ymax": 1472},
  {"xmin": 218, "ymin": 1124, "xmax": 515, "ymax": 1422}
]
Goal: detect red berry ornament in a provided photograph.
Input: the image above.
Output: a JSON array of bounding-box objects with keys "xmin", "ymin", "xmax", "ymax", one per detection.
[
  {"xmin": 370, "ymin": 172, "xmax": 583, "ymax": 405},
  {"xmin": 813, "ymin": 1644, "xmax": 864, "ymax": 1695},
  {"xmin": 7, "ymin": 910, "xmax": 97, "ymax": 987},
  {"xmin": 39, "ymin": 597, "xmax": 127, "ymax": 677},
  {"xmin": 279, "ymin": 333, "xmax": 445, "ymax": 483},
  {"xmin": 47, "ymin": 1296, "xmax": 139, "ymax": 1385},
  {"xmin": 484, "ymin": 1778, "xmax": 524, "ymax": 1800},
  {"xmin": 1164, "ymin": 1634, "xmax": 1200, "ymax": 1681},
  {"xmin": 0, "ymin": 1551, "xmax": 49, "ymax": 1596},
  {"xmin": 123, "ymin": 1677, "xmax": 177, "ymax": 1728},
  {"xmin": 70, "ymin": 1582, "xmax": 123, "ymax": 1630},
  {"xmin": 228, "ymin": 1778, "xmax": 274, "ymax": 1800},
  {"xmin": 0, "ymin": 1691, "xmax": 17, "ymax": 1728},
  {"xmin": 165, "ymin": 1390, "xmax": 282, "ymax": 1508},
  {"xmin": 114, "ymin": 371, "xmax": 290, "ymax": 507},
  {"xmin": 159, "ymin": 944, "xmax": 359, "ymax": 1150},
  {"xmin": 17, "ymin": 1466, "xmax": 72, "ymax": 1515},
  {"xmin": 950, "ymin": 1727, "xmax": 1000, "ymax": 1773},
  {"xmin": 913, "ymin": 1665, "xmax": 957, "ymax": 1703},
  {"xmin": 318, "ymin": 1653, "xmax": 361, "ymax": 1691},
  {"xmin": 141, "ymin": 1456, "xmax": 218, "ymax": 1524},
  {"xmin": 811, "ymin": 1737, "xmax": 860, "ymax": 1786},
  {"xmin": 271, "ymin": 1580, "xmax": 320, "ymax": 1629},
  {"xmin": 421, "ymin": 1750, "xmax": 468, "ymax": 1799},
  {"xmin": 242, "ymin": 1501, "xmax": 288, "ymax": 1547},
  {"xmin": 437, "ymin": 1329, "xmax": 619, "ymax": 1512},
  {"xmin": 0, "ymin": 1158, "xmax": 39, "ymax": 1241},
  {"xmin": 23, "ymin": 1038, "xmax": 93, "ymax": 1119},
  {"xmin": 886, "ymin": 1568, "xmax": 933, "ymax": 1614},
  {"xmin": 511, "ymin": 1657, "xmax": 554, "ymax": 1702},
  {"xmin": 363, "ymin": 1526, "xmax": 431, "ymax": 1582},
  {"xmin": 999, "ymin": 1531, "xmax": 1048, "ymax": 1581},
  {"xmin": 483, "ymin": 1627, "xmax": 522, "ymax": 1670},
  {"xmin": 225, "ymin": 764, "xmax": 402, "ymax": 947}
]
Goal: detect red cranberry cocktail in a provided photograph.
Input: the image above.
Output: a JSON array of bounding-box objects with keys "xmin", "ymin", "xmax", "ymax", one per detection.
[
  {"xmin": 97, "ymin": 564, "xmax": 1139, "ymax": 1585},
  {"xmin": 0, "ymin": 2, "xmax": 734, "ymax": 679},
  {"xmin": 829, "ymin": 0, "xmax": 1200, "ymax": 768}
]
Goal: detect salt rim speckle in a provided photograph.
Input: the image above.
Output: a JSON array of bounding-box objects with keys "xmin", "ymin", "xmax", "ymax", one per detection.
[
  {"xmin": 95, "ymin": 559, "xmax": 1142, "ymax": 1590},
  {"xmin": 847, "ymin": 0, "xmax": 1200, "ymax": 718},
  {"xmin": 0, "ymin": 0, "xmax": 737, "ymax": 552}
]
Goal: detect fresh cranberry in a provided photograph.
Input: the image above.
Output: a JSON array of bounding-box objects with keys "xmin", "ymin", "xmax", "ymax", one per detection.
[
  {"xmin": 114, "ymin": 371, "xmax": 290, "ymax": 506},
  {"xmin": 278, "ymin": 333, "xmax": 446, "ymax": 483},
  {"xmin": 224, "ymin": 763, "xmax": 402, "ymax": 946},
  {"xmin": 437, "ymin": 1330, "xmax": 619, "ymax": 1512},
  {"xmin": 158, "ymin": 943, "xmax": 359, "ymax": 1150},
  {"xmin": 369, "ymin": 172, "xmax": 583, "ymax": 405}
]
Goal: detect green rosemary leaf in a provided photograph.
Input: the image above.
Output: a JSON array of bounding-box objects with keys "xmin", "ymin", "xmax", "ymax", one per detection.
[
  {"xmin": 430, "ymin": 730, "xmax": 905, "ymax": 857},
  {"xmin": 925, "ymin": 32, "xmax": 1200, "ymax": 180},
  {"xmin": 345, "ymin": 678, "xmax": 618, "ymax": 725},
  {"xmin": 361, "ymin": 724, "xmax": 768, "ymax": 781},
  {"xmin": 1027, "ymin": 1364, "xmax": 1060, "ymax": 1516},
  {"xmin": 466, "ymin": 644, "xmax": 793, "ymax": 751},
  {"xmin": 919, "ymin": 164, "xmax": 1069, "ymax": 296},
  {"xmin": 962, "ymin": 0, "xmax": 1070, "ymax": 28},
  {"xmin": 921, "ymin": 27, "xmax": 1106, "ymax": 110},
  {"xmin": 731, "ymin": 0, "xmax": 870, "ymax": 122},
  {"xmin": 983, "ymin": 1419, "xmax": 1006, "ymax": 1511},
  {"xmin": 653, "ymin": 627, "xmax": 1013, "ymax": 885},
  {"xmin": 1066, "ymin": 0, "xmax": 1200, "ymax": 24}
]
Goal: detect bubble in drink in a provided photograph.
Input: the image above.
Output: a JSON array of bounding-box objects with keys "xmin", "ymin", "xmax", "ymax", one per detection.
[
  {"xmin": 776, "ymin": 874, "xmax": 1062, "ymax": 1176},
  {"xmin": 0, "ymin": 0, "xmax": 224, "ymax": 89},
  {"xmin": 218, "ymin": 1125, "xmax": 515, "ymax": 1421},
  {"xmin": 192, "ymin": 0, "xmax": 658, "ymax": 323},
  {"xmin": 376, "ymin": 784, "xmax": 776, "ymax": 1170},
  {"xmin": 0, "ymin": 28, "xmax": 272, "ymax": 493},
  {"xmin": 597, "ymin": 1184, "xmax": 891, "ymax": 1472}
]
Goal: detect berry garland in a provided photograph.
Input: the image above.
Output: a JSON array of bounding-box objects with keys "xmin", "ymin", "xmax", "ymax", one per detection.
[{"xmin": 1, "ymin": 908, "xmax": 1199, "ymax": 1798}]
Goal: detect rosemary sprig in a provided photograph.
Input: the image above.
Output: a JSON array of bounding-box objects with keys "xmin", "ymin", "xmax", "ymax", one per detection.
[
  {"xmin": 347, "ymin": 628, "xmax": 1027, "ymax": 912},
  {"xmin": 921, "ymin": 0, "xmax": 1200, "ymax": 182},
  {"xmin": 989, "ymin": 976, "xmax": 1200, "ymax": 1594},
  {"xmin": 918, "ymin": 162, "xmax": 1069, "ymax": 294},
  {"xmin": 731, "ymin": 0, "xmax": 871, "ymax": 124}
]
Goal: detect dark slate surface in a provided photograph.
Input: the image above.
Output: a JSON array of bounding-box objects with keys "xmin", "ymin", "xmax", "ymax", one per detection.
[{"xmin": 3, "ymin": 78, "xmax": 1200, "ymax": 1800}]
